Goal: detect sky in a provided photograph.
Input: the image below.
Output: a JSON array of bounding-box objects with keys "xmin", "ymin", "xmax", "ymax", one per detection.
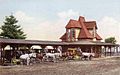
[{"xmin": 0, "ymin": 0, "xmax": 120, "ymax": 43}]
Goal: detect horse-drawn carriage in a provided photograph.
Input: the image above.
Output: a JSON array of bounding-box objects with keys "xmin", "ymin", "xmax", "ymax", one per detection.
[
  {"xmin": 3, "ymin": 46, "xmax": 95, "ymax": 66},
  {"xmin": 63, "ymin": 48, "xmax": 95, "ymax": 60}
]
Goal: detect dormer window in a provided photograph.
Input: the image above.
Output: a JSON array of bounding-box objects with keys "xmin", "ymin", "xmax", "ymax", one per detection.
[
  {"xmin": 71, "ymin": 28, "xmax": 75, "ymax": 41},
  {"xmin": 67, "ymin": 29, "xmax": 70, "ymax": 39},
  {"xmin": 71, "ymin": 28, "xmax": 75, "ymax": 38}
]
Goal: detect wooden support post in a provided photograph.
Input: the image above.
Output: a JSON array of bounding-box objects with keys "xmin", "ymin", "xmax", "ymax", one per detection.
[
  {"xmin": 94, "ymin": 46, "xmax": 97, "ymax": 57},
  {"xmin": 119, "ymin": 46, "xmax": 120, "ymax": 54},
  {"xmin": 105, "ymin": 46, "xmax": 106, "ymax": 57},
  {"xmin": 113, "ymin": 46, "xmax": 115, "ymax": 56},
  {"xmin": 9, "ymin": 45, "xmax": 12, "ymax": 64},
  {"xmin": 1, "ymin": 47, "xmax": 3, "ymax": 65},
  {"xmin": 95, "ymin": 46, "xmax": 98, "ymax": 57},
  {"xmin": 110, "ymin": 46, "xmax": 112, "ymax": 56},
  {"xmin": 102, "ymin": 46, "xmax": 104, "ymax": 57},
  {"xmin": 2, "ymin": 47, "xmax": 5, "ymax": 65},
  {"xmin": 99, "ymin": 46, "xmax": 102, "ymax": 57},
  {"xmin": 116, "ymin": 46, "xmax": 118, "ymax": 56},
  {"xmin": 41, "ymin": 45, "xmax": 46, "ymax": 53},
  {"xmin": 90, "ymin": 46, "xmax": 93, "ymax": 53}
]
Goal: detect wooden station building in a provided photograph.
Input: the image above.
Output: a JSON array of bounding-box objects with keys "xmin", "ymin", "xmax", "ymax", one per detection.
[{"xmin": 0, "ymin": 16, "xmax": 120, "ymax": 65}]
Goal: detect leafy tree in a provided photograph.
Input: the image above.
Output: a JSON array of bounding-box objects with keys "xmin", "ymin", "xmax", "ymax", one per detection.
[
  {"xmin": 0, "ymin": 15, "xmax": 26, "ymax": 39},
  {"xmin": 105, "ymin": 37, "xmax": 116, "ymax": 44}
]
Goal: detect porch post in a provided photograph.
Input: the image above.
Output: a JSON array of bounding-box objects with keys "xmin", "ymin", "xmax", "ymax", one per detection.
[
  {"xmin": 104, "ymin": 46, "xmax": 107, "ymax": 57},
  {"xmin": 94, "ymin": 46, "xmax": 98, "ymax": 57},
  {"xmin": 2, "ymin": 47, "xmax": 5, "ymax": 65},
  {"xmin": 99, "ymin": 46, "xmax": 102, "ymax": 57},
  {"xmin": 116, "ymin": 46, "xmax": 118, "ymax": 56},
  {"xmin": 110, "ymin": 46, "xmax": 112, "ymax": 56},
  {"xmin": 113, "ymin": 46, "xmax": 115, "ymax": 56},
  {"xmin": 90, "ymin": 46, "xmax": 93, "ymax": 53}
]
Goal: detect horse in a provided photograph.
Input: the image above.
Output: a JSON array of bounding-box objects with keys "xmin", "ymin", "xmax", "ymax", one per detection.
[
  {"xmin": 80, "ymin": 52, "xmax": 95, "ymax": 60},
  {"xmin": 43, "ymin": 46, "xmax": 62, "ymax": 62},
  {"xmin": 20, "ymin": 52, "xmax": 36, "ymax": 65},
  {"xmin": 54, "ymin": 48, "xmax": 62, "ymax": 59},
  {"xmin": 44, "ymin": 53, "xmax": 56, "ymax": 62},
  {"xmin": 77, "ymin": 48, "xmax": 95, "ymax": 60}
]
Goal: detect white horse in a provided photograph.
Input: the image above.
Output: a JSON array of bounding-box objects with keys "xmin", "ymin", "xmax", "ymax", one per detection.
[
  {"xmin": 77, "ymin": 48, "xmax": 95, "ymax": 60},
  {"xmin": 20, "ymin": 53, "xmax": 36, "ymax": 65},
  {"xmin": 44, "ymin": 53, "xmax": 56, "ymax": 62},
  {"xmin": 54, "ymin": 47, "xmax": 62, "ymax": 58},
  {"xmin": 44, "ymin": 46, "xmax": 62, "ymax": 62},
  {"xmin": 54, "ymin": 48, "xmax": 62, "ymax": 61}
]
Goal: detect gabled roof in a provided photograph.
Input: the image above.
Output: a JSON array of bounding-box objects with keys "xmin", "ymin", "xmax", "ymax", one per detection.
[
  {"xmin": 84, "ymin": 21, "xmax": 97, "ymax": 29},
  {"xmin": 60, "ymin": 33, "xmax": 66, "ymax": 40},
  {"xmin": 95, "ymin": 33, "xmax": 102, "ymax": 40},
  {"xmin": 78, "ymin": 29, "xmax": 93, "ymax": 39},
  {"xmin": 78, "ymin": 16, "xmax": 93, "ymax": 39},
  {"xmin": 60, "ymin": 16, "xmax": 103, "ymax": 41},
  {"xmin": 65, "ymin": 19, "xmax": 81, "ymax": 29}
]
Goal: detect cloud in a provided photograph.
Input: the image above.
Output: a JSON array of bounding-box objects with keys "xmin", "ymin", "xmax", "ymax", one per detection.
[
  {"xmin": 14, "ymin": 11, "xmax": 41, "ymax": 40},
  {"xmin": 36, "ymin": 19, "xmax": 66, "ymax": 41},
  {"xmin": 14, "ymin": 11, "xmax": 34, "ymax": 22},
  {"xmin": 14, "ymin": 11, "xmax": 120, "ymax": 44},
  {"xmin": 98, "ymin": 16, "xmax": 120, "ymax": 43},
  {"xmin": 13, "ymin": 11, "xmax": 67, "ymax": 41},
  {"xmin": 57, "ymin": 9, "xmax": 79, "ymax": 19}
]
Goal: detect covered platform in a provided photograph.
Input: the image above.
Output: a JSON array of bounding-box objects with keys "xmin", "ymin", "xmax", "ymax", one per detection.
[{"xmin": 0, "ymin": 38, "xmax": 119, "ymax": 65}]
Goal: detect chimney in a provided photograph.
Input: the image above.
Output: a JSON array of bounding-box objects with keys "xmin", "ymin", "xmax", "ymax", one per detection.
[{"xmin": 78, "ymin": 16, "xmax": 85, "ymax": 22}]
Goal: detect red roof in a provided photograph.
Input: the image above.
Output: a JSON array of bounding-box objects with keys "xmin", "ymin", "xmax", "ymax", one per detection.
[
  {"xmin": 78, "ymin": 29, "xmax": 93, "ymax": 39},
  {"xmin": 60, "ymin": 16, "xmax": 102, "ymax": 41},
  {"xmin": 60, "ymin": 33, "xmax": 66, "ymax": 40},
  {"xmin": 78, "ymin": 16, "xmax": 93, "ymax": 39},
  {"xmin": 65, "ymin": 19, "xmax": 81, "ymax": 29},
  {"xmin": 96, "ymin": 33, "xmax": 102, "ymax": 40},
  {"xmin": 84, "ymin": 21, "xmax": 97, "ymax": 29}
]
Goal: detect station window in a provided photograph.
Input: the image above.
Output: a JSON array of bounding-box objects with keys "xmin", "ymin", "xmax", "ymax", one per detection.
[{"xmin": 71, "ymin": 29, "xmax": 75, "ymax": 38}]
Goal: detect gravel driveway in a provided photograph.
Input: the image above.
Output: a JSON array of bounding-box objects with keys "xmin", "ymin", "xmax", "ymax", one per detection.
[{"xmin": 0, "ymin": 56, "xmax": 120, "ymax": 75}]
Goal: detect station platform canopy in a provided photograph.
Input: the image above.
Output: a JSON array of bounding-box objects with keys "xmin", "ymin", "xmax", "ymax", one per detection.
[{"xmin": 0, "ymin": 38, "xmax": 119, "ymax": 46}]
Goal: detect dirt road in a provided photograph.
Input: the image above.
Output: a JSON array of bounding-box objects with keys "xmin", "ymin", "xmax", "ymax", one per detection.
[{"xmin": 0, "ymin": 57, "xmax": 120, "ymax": 75}]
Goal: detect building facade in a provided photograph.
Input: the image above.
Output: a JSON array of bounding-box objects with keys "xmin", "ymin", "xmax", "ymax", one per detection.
[{"xmin": 60, "ymin": 16, "xmax": 102, "ymax": 42}]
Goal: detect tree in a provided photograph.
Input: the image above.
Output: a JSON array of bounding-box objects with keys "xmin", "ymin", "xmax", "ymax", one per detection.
[
  {"xmin": 105, "ymin": 37, "xmax": 116, "ymax": 44},
  {"xmin": 0, "ymin": 15, "xmax": 26, "ymax": 39}
]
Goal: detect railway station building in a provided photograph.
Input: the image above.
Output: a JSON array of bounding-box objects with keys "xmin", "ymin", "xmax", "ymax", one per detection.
[{"xmin": 0, "ymin": 16, "xmax": 119, "ymax": 65}]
